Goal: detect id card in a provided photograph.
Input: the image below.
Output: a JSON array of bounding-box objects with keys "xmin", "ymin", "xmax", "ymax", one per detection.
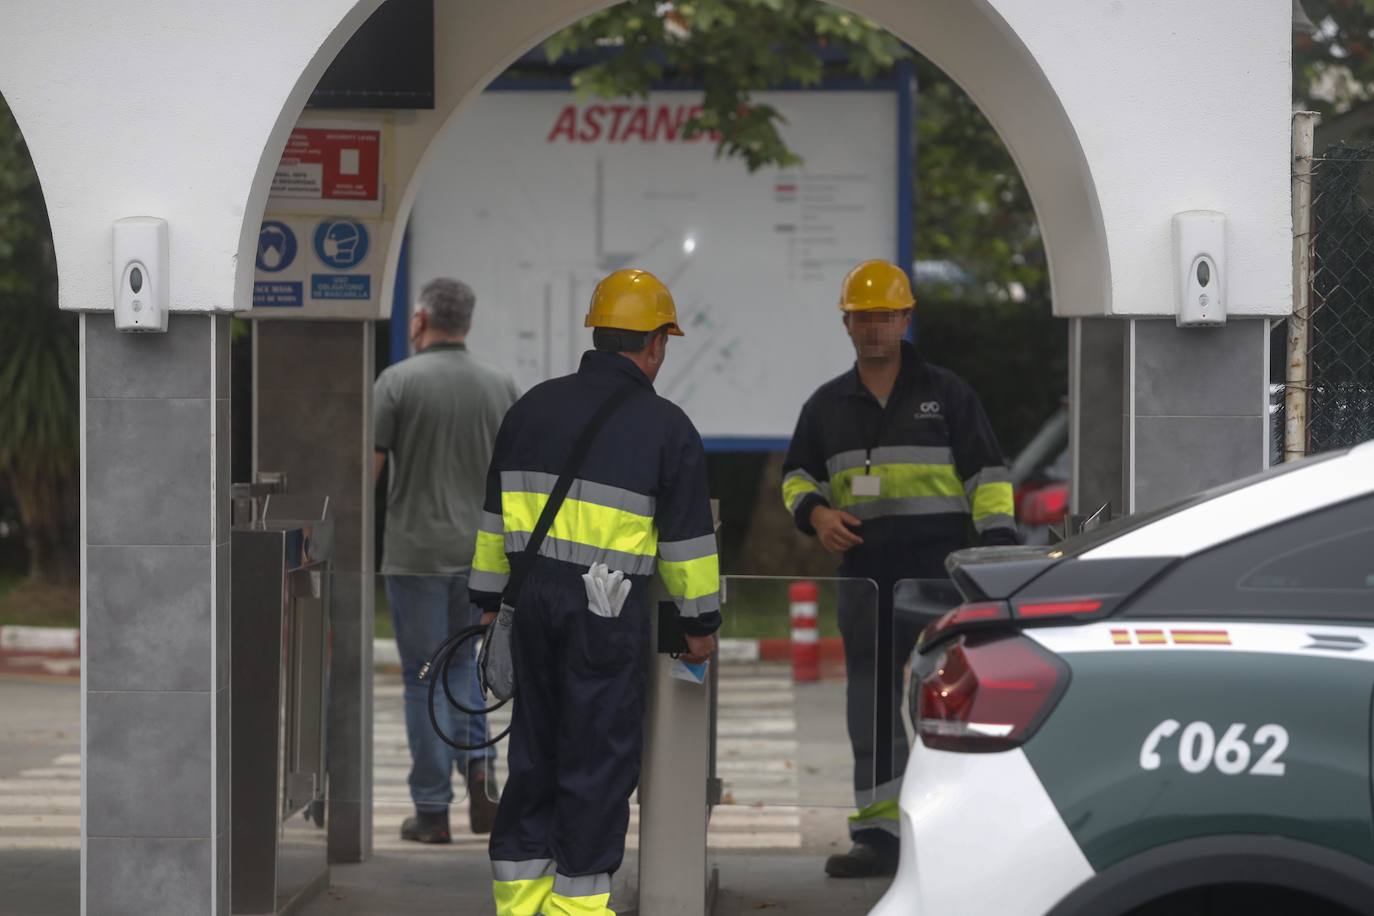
[{"xmin": 852, "ymin": 474, "xmax": 882, "ymax": 497}]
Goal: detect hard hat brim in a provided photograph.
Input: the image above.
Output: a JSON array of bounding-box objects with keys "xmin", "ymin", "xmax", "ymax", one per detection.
[
  {"xmin": 839, "ymin": 301, "xmax": 915, "ymax": 312},
  {"xmin": 583, "ymin": 317, "xmax": 685, "ymax": 337}
]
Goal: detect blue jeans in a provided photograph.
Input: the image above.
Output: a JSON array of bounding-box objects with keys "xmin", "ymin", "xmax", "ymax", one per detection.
[{"xmin": 385, "ymin": 573, "xmax": 494, "ymax": 813}]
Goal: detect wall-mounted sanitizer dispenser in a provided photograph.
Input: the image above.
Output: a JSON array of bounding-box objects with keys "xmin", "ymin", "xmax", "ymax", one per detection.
[
  {"xmin": 112, "ymin": 217, "xmax": 169, "ymax": 333},
  {"xmin": 1172, "ymin": 210, "xmax": 1226, "ymax": 327}
]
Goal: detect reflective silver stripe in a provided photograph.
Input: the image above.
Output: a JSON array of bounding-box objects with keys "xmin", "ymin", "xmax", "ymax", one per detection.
[
  {"xmin": 504, "ymin": 531, "xmax": 657, "ymax": 575},
  {"xmin": 501, "ymin": 470, "xmax": 655, "ymax": 517},
  {"xmin": 846, "ymin": 495, "xmax": 969, "ymax": 521},
  {"xmin": 849, "ymin": 817, "xmax": 901, "ymax": 838},
  {"xmin": 974, "ymin": 512, "xmax": 1016, "ymax": 533},
  {"xmin": 963, "ymin": 466, "xmax": 1011, "ymax": 498},
  {"xmin": 854, "ymin": 778, "xmax": 902, "ymax": 809},
  {"xmin": 826, "ymin": 445, "xmax": 955, "ymax": 476},
  {"xmin": 480, "ymin": 510, "xmax": 504, "ymax": 535},
  {"xmin": 674, "ymin": 592, "xmax": 721, "ymax": 618},
  {"xmin": 552, "ymin": 872, "xmax": 612, "ymax": 898},
  {"xmin": 658, "ymin": 533, "xmax": 717, "ymax": 562},
  {"xmin": 492, "ymin": 858, "xmax": 555, "ymax": 882},
  {"xmin": 469, "ymin": 568, "xmax": 510, "ymax": 593}
]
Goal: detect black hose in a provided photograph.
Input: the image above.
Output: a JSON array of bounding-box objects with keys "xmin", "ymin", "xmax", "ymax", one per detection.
[{"xmin": 419, "ymin": 623, "xmax": 513, "ymax": 752}]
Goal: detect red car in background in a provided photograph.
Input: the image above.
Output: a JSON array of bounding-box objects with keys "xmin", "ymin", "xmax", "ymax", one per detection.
[{"xmin": 1009, "ymin": 407, "xmax": 1069, "ymax": 544}]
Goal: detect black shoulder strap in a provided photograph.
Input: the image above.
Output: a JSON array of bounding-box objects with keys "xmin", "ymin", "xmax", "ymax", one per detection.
[{"xmin": 503, "ymin": 382, "xmax": 645, "ymax": 604}]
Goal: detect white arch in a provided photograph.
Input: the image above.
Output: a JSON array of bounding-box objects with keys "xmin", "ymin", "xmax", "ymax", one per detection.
[{"xmin": 0, "ymin": 1, "xmax": 1288, "ymax": 321}]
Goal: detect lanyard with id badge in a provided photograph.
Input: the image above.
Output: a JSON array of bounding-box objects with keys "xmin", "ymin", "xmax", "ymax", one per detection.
[{"xmin": 852, "ymin": 391, "xmax": 893, "ymax": 499}]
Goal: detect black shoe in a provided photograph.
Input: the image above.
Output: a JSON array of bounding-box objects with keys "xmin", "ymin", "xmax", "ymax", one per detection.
[
  {"xmin": 468, "ymin": 766, "xmax": 500, "ymax": 835},
  {"xmin": 400, "ymin": 809, "xmax": 452, "ymax": 844},
  {"xmin": 825, "ymin": 841, "xmax": 899, "ymax": 878}
]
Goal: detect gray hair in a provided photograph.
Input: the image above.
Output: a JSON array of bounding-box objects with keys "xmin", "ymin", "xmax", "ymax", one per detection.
[{"xmin": 416, "ymin": 277, "xmax": 475, "ymax": 335}]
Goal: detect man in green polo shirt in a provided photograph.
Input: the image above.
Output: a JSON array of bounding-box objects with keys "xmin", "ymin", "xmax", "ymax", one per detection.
[{"xmin": 374, "ymin": 277, "xmax": 520, "ymax": 843}]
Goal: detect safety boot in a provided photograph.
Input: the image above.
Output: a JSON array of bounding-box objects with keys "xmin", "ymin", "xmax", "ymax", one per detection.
[
  {"xmin": 824, "ymin": 840, "xmax": 899, "ymax": 878},
  {"xmin": 468, "ymin": 763, "xmax": 500, "ymax": 835},
  {"xmin": 400, "ymin": 809, "xmax": 451, "ymax": 844}
]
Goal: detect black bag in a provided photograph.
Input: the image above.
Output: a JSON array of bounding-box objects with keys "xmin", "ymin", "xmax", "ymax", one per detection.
[{"xmin": 479, "ymin": 382, "xmax": 644, "ymax": 699}]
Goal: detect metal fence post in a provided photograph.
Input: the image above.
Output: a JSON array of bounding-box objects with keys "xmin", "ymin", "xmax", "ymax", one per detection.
[{"xmin": 1287, "ymin": 111, "xmax": 1319, "ymax": 462}]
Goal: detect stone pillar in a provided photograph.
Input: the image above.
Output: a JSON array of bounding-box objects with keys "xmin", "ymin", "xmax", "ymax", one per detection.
[
  {"xmin": 1068, "ymin": 318, "xmax": 1126, "ymax": 516},
  {"xmin": 82, "ymin": 313, "xmax": 231, "ymax": 914},
  {"xmin": 1123, "ymin": 319, "xmax": 1270, "ymax": 512},
  {"xmin": 253, "ymin": 320, "xmax": 375, "ymax": 863}
]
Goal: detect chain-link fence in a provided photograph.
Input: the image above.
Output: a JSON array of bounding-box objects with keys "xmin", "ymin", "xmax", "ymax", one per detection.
[{"xmin": 1281, "ymin": 142, "xmax": 1374, "ymax": 458}]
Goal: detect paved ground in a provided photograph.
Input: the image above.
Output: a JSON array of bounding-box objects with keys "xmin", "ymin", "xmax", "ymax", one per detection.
[
  {"xmin": 0, "ymin": 663, "xmax": 892, "ymax": 915},
  {"xmin": 0, "ymin": 676, "xmax": 80, "ymax": 916}
]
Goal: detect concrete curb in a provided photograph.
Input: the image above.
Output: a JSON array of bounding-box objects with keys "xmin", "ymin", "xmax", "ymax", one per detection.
[
  {"xmin": 369, "ymin": 636, "xmax": 845, "ymax": 670},
  {"xmin": 0, "ymin": 625, "xmax": 80, "ymax": 656},
  {"xmin": 0, "ymin": 628, "xmax": 847, "ymax": 672}
]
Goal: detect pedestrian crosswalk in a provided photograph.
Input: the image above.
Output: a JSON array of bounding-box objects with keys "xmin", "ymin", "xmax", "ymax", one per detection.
[
  {"xmin": 0, "ymin": 752, "xmax": 79, "ymax": 850},
  {"xmin": 372, "ymin": 663, "xmax": 807, "ymax": 853},
  {"xmin": 0, "ymin": 662, "xmax": 821, "ymax": 855}
]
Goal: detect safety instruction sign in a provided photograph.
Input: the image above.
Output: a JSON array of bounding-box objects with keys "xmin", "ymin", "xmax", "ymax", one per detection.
[
  {"xmin": 271, "ymin": 128, "xmax": 380, "ymax": 205},
  {"xmin": 253, "ymin": 215, "xmax": 378, "ymax": 311}
]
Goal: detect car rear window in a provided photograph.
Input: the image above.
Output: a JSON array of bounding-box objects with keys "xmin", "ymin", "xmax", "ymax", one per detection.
[
  {"xmin": 1058, "ymin": 449, "xmax": 1348, "ymax": 559},
  {"xmin": 1122, "ymin": 493, "xmax": 1374, "ymax": 621}
]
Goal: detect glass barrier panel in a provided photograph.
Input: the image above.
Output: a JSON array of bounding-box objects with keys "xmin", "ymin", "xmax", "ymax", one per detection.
[
  {"xmin": 714, "ymin": 574, "xmax": 880, "ymax": 862},
  {"xmin": 351, "ymin": 570, "xmax": 504, "ymax": 852}
]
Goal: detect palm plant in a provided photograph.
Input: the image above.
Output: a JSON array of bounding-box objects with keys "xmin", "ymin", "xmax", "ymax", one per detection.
[{"xmin": 0, "ymin": 95, "xmax": 78, "ymax": 585}]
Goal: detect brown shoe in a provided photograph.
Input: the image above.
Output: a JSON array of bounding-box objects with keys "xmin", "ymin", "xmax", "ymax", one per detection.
[{"xmin": 468, "ymin": 767, "xmax": 500, "ymax": 835}]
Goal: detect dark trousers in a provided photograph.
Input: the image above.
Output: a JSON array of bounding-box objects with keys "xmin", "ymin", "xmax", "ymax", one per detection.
[
  {"xmin": 837, "ymin": 580, "xmax": 922, "ymax": 845},
  {"xmin": 489, "ymin": 567, "xmax": 649, "ymax": 877}
]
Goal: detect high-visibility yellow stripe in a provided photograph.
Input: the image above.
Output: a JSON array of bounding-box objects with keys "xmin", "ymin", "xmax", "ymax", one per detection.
[
  {"xmin": 658, "ymin": 552, "xmax": 720, "ymax": 601},
  {"xmin": 493, "ymin": 876, "xmax": 555, "ymax": 916},
  {"xmin": 781, "ymin": 472, "xmax": 822, "ymax": 512},
  {"xmin": 971, "ymin": 481, "xmax": 1015, "ymax": 521},
  {"xmin": 830, "ymin": 463, "xmax": 965, "ymax": 507},
  {"xmin": 543, "ymin": 891, "xmax": 614, "ymax": 916},
  {"xmin": 502, "ymin": 491, "xmax": 657, "ymax": 557},
  {"xmin": 848, "ymin": 798, "xmax": 900, "ymax": 824},
  {"xmin": 472, "ymin": 529, "xmax": 510, "ymax": 575}
]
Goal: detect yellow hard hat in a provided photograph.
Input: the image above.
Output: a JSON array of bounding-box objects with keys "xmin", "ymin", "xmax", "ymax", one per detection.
[
  {"xmin": 585, "ymin": 269, "xmax": 684, "ymax": 336},
  {"xmin": 839, "ymin": 260, "xmax": 916, "ymax": 312}
]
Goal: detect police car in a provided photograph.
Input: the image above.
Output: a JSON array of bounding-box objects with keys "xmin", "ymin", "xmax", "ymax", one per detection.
[{"xmin": 871, "ymin": 441, "xmax": 1374, "ymax": 916}]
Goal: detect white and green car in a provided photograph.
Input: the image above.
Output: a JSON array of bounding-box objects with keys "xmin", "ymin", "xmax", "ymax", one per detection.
[{"xmin": 872, "ymin": 441, "xmax": 1374, "ymax": 916}]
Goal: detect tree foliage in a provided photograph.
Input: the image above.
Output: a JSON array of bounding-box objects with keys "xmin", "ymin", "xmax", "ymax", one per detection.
[
  {"xmin": 1296, "ymin": 0, "xmax": 1374, "ymax": 115},
  {"xmin": 1294, "ymin": 1, "xmax": 1374, "ymax": 147},
  {"xmin": 545, "ymin": 2, "xmax": 1044, "ymax": 303},
  {"xmin": 0, "ymin": 94, "xmax": 79, "ymax": 584},
  {"xmin": 545, "ymin": 0, "xmax": 909, "ymax": 171},
  {"xmin": 910, "ymin": 57, "xmax": 1045, "ymax": 305}
]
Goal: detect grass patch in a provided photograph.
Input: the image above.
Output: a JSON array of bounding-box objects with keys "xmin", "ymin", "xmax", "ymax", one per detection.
[
  {"xmin": 374, "ymin": 580, "xmax": 393, "ymax": 639},
  {"xmin": 719, "ymin": 579, "xmax": 848, "ymax": 640},
  {"xmin": 367, "ymin": 576, "xmax": 860, "ymax": 641},
  {"xmin": 0, "ymin": 576, "xmax": 80, "ymax": 628}
]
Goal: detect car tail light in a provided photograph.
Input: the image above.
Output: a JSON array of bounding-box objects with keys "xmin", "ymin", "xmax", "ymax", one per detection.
[
  {"xmin": 917, "ymin": 601, "xmax": 1011, "ymax": 652},
  {"xmin": 1023, "ymin": 485, "xmax": 1068, "ymax": 526},
  {"xmin": 1015, "ymin": 598, "xmax": 1102, "ymax": 619},
  {"xmin": 916, "ymin": 634, "xmax": 1069, "ymax": 752},
  {"xmin": 1020, "ymin": 484, "xmax": 1069, "ymax": 526}
]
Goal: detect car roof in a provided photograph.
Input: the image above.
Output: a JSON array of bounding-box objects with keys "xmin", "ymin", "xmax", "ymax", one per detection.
[{"xmin": 1076, "ymin": 441, "xmax": 1374, "ymax": 560}]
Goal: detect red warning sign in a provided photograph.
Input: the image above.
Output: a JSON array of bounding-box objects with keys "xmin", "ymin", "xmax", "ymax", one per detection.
[{"xmin": 271, "ymin": 128, "xmax": 380, "ymax": 202}]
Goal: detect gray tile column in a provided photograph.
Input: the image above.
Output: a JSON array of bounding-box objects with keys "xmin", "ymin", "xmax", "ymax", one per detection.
[
  {"xmin": 1068, "ymin": 318, "xmax": 1127, "ymax": 516},
  {"xmin": 82, "ymin": 313, "xmax": 231, "ymax": 915},
  {"xmin": 1125, "ymin": 319, "xmax": 1270, "ymax": 512},
  {"xmin": 253, "ymin": 320, "xmax": 374, "ymax": 863}
]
